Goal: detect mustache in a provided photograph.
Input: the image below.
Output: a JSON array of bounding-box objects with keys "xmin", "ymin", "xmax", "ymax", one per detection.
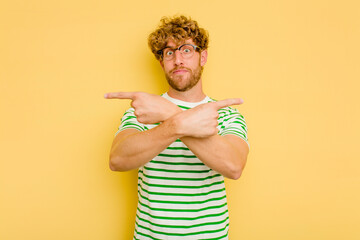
[{"xmin": 170, "ymin": 67, "xmax": 191, "ymax": 74}]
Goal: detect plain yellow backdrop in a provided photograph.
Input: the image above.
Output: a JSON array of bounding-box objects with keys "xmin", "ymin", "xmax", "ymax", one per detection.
[{"xmin": 1, "ymin": 0, "xmax": 359, "ymax": 239}]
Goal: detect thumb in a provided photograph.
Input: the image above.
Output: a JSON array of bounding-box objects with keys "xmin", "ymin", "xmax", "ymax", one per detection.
[{"xmin": 214, "ymin": 98, "xmax": 244, "ymax": 109}]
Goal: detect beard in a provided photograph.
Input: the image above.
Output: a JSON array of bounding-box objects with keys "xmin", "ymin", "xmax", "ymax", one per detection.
[{"xmin": 165, "ymin": 64, "xmax": 203, "ymax": 92}]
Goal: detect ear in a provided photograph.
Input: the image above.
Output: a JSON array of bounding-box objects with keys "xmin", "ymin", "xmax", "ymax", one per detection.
[
  {"xmin": 200, "ymin": 50, "xmax": 208, "ymax": 67},
  {"xmin": 159, "ymin": 60, "xmax": 164, "ymax": 69}
]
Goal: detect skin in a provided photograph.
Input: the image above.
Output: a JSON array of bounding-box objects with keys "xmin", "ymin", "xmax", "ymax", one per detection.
[
  {"xmin": 104, "ymin": 39, "xmax": 249, "ymax": 180},
  {"xmin": 161, "ymin": 39, "xmax": 208, "ymax": 102},
  {"xmin": 161, "ymin": 40, "xmax": 204, "ymax": 94}
]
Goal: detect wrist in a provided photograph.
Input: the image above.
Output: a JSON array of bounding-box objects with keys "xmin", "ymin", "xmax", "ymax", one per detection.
[
  {"xmin": 164, "ymin": 111, "xmax": 185, "ymax": 139},
  {"xmin": 161, "ymin": 105, "xmax": 182, "ymax": 122}
]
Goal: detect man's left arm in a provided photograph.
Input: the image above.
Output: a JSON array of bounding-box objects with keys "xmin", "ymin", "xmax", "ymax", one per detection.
[
  {"xmin": 181, "ymin": 105, "xmax": 249, "ymax": 179},
  {"xmin": 181, "ymin": 134, "xmax": 249, "ymax": 180}
]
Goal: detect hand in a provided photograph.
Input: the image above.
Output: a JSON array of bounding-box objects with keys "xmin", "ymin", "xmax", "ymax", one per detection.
[
  {"xmin": 173, "ymin": 98, "xmax": 244, "ymax": 138},
  {"xmin": 104, "ymin": 91, "xmax": 181, "ymax": 124}
]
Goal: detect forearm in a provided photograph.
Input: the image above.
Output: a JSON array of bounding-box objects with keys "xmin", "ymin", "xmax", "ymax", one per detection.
[
  {"xmin": 180, "ymin": 135, "xmax": 249, "ymax": 179},
  {"xmin": 109, "ymin": 96, "xmax": 249, "ymax": 177},
  {"xmin": 109, "ymin": 120, "xmax": 179, "ymax": 171}
]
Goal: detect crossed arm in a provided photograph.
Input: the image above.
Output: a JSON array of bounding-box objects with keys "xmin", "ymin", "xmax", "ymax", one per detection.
[{"xmin": 105, "ymin": 92, "xmax": 249, "ymax": 180}]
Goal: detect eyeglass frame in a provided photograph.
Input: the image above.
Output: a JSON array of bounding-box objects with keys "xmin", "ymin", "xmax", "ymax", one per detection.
[{"xmin": 157, "ymin": 44, "xmax": 202, "ymax": 60}]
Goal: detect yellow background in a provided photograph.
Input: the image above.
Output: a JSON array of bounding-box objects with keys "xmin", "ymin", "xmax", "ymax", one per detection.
[{"xmin": 1, "ymin": 0, "xmax": 359, "ymax": 239}]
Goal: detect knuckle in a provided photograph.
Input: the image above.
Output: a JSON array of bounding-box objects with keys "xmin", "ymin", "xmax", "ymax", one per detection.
[
  {"xmin": 137, "ymin": 117, "xmax": 143, "ymax": 123},
  {"xmin": 133, "ymin": 92, "xmax": 140, "ymax": 99},
  {"xmin": 135, "ymin": 110, "xmax": 142, "ymax": 116}
]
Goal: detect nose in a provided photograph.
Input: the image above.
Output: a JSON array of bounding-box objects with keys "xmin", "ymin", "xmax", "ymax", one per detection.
[{"xmin": 173, "ymin": 50, "xmax": 184, "ymax": 65}]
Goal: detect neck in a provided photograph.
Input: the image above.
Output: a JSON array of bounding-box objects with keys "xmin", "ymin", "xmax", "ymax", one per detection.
[{"xmin": 167, "ymin": 79, "xmax": 206, "ymax": 102}]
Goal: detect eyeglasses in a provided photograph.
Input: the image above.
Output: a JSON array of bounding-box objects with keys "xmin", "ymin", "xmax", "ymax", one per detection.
[{"xmin": 158, "ymin": 44, "xmax": 201, "ymax": 61}]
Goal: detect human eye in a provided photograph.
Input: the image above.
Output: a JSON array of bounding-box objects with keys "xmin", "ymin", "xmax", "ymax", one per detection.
[
  {"xmin": 165, "ymin": 50, "xmax": 174, "ymax": 56},
  {"xmin": 181, "ymin": 45, "xmax": 193, "ymax": 55}
]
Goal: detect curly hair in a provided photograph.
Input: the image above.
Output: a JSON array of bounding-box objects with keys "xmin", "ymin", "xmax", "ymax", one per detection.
[{"xmin": 148, "ymin": 15, "xmax": 209, "ymax": 60}]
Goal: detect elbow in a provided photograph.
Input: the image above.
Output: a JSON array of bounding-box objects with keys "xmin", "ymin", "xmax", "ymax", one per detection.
[
  {"xmin": 228, "ymin": 167, "xmax": 242, "ymax": 180},
  {"xmin": 109, "ymin": 154, "xmax": 127, "ymax": 172},
  {"xmin": 109, "ymin": 156, "xmax": 120, "ymax": 171},
  {"xmin": 223, "ymin": 162, "xmax": 242, "ymax": 180},
  {"xmin": 227, "ymin": 157, "xmax": 247, "ymax": 180},
  {"xmin": 109, "ymin": 159, "xmax": 118, "ymax": 171}
]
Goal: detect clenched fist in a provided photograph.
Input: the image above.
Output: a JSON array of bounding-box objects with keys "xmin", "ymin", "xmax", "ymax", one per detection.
[{"xmin": 172, "ymin": 98, "xmax": 243, "ymax": 138}]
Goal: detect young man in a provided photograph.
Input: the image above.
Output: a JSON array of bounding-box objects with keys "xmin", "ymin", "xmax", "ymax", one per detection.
[{"xmin": 105, "ymin": 15, "xmax": 249, "ymax": 240}]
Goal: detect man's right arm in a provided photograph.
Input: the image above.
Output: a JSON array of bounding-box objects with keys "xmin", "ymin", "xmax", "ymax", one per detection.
[
  {"xmin": 109, "ymin": 119, "xmax": 180, "ymax": 171},
  {"xmin": 107, "ymin": 92, "xmax": 184, "ymax": 171}
]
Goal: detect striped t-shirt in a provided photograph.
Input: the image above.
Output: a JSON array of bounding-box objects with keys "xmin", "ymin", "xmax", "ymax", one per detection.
[{"xmin": 117, "ymin": 93, "xmax": 248, "ymax": 240}]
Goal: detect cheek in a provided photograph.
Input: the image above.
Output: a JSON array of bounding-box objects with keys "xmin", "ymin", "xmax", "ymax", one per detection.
[{"xmin": 164, "ymin": 63, "xmax": 174, "ymax": 71}]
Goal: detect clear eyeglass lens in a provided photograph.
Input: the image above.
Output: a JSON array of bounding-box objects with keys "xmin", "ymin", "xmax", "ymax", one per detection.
[
  {"xmin": 164, "ymin": 49, "xmax": 174, "ymax": 57},
  {"xmin": 180, "ymin": 45, "xmax": 194, "ymax": 56},
  {"xmin": 163, "ymin": 45, "xmax": 195, "ymax": 60}
]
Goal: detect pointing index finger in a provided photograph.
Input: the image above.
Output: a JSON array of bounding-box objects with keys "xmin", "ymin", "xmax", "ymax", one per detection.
[
  {"xmin": 104, "ymin": 92, "xmax": 136, "ymax": 100},
  {"xmin": 214, "ymin": 98, "xmax": 244, "ymax": 109}
]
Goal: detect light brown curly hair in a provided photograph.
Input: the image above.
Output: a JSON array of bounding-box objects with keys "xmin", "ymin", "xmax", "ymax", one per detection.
[{"xmin": 148, "ymin": 15, "xmax": 209, "ymax": 61}]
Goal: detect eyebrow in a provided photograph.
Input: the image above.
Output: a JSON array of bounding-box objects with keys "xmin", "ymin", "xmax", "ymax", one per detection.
[{"xmin": 164, "ymin": 45, "xmax": 177, "ymax": 49}]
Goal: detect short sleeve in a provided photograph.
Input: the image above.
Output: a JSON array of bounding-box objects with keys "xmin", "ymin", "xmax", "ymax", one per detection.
[
  {"xmin": 115, "ymin": 108, "xmax": 147, "ymax": 136},
  {"xmin": 218, "ymin": 107, "xmax": 249, "ymax": 147}
]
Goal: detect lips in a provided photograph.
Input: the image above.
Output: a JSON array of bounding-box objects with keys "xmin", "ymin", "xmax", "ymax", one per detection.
[{"xmin": 171, "ymin": 68, "xmax": 189, "ymax": 74}]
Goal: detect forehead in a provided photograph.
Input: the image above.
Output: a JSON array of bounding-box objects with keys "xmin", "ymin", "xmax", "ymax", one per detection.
[{"xmin": 165, "ymin": 38, "xmax": 195, "ymax": 48}]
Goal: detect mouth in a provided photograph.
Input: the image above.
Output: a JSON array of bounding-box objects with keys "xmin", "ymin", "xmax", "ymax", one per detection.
[{"xmin": 171, "ymin": 68, "xmax": 189, "ymax": 74}]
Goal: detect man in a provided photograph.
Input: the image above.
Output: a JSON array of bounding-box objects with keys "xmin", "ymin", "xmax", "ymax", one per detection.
[{"xmin": 105, "ymin": 15, "xmax": 249, "ymax": 240}]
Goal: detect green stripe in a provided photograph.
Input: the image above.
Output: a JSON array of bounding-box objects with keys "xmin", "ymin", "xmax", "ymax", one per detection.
[
  {"xmin": 136, "ymin": 207, "xmax": 228, "ymax": 221},
  {"xmin": 199, "ymin": 232, "xmax": 229, "ymax": 240},
  {"xmin": 139, "ymin": 176, "xmax": 224, "ymax": 189},
  {"xmin": 122, "ymin": 122, "xmax": 143, "ymax": 128},
  {"xmin": 222, "ymin": 128, "xmax": 245, "ymax": 134},
  {"xmin": 136, "ymin": 214, "xmax": 229, "ymax": 229},
  {"xmin": 123, "ymin": 110, "xmax": 135, "ymax": 115},
  {"xmin": 231, "ymin": 120, "xmax": 246, "ymax": 125},
  {"xmin": 134, "ymin": 229, "xmax": 161, "ymax": 240},
  {"xmin": 123, "ymin": 114, "xmax": 136, "ymax": 120},
  {"xmin": 120, "ymin": 126, "xmax": 143, "ymax": 131},
  {"xmin": 150, "ymin": 160, "xmax": 204, "ymax": 166},
  {"xmin": 166, "ymin": 146, "xmax": 189, "ymax": 150},
  {"xmin": 139, "ymin": 170, "xmax": 222, "ymax": 181},
  {"xmin": 218, "ymin": 110, "xmax": 240, "ymax": 116},
  {"xmin": 135, "ymin": 221, "xmax": 229, "ymax": 237},
  {"xmin": 138, "ymin": 200, "xmax": 227, "ymax": 212},
  {"xmin": 218, "ymin": 114, "xmax": 242, "ymax": 122},
  {"xmin": 138, "ymin": 190, "xmax": 227, "ymax": 204},
  {"xmin": 158, "ymin": 153, "xmax": 197, "ymax": 158},
  {"xmin": 219, "ymin": 115, "xmax": 245, "ymax": 124},
  {"xmin": 135, "ymin": 228, "xmax": 228, "ymax": 240},
  {"xmin": 217, "ymin": 115, "xmax": 231, "ymax": 122},
  {"xmin": 221, "ymin": 131, "xmax": 246, "ymax": 139},
  {"xmin": 138, "ymin": 184, "xmax": 226, "ymax": 197},
  {"xmin": 177, "ymin": 105, "xmax": 191, "ymax": 110},
  {"xmin": 144, "ymin": 166, "xmax": 210, "ymax": 173},
  {"xmin": 223, "ymin": 127, "xmax": 246, "ymax": 133}
]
